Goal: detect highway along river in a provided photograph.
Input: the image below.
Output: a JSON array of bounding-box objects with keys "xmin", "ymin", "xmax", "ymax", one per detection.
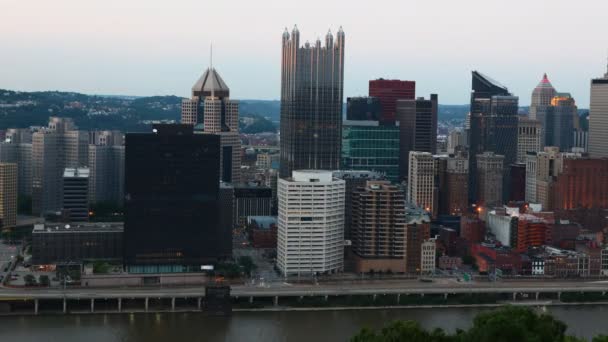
[{"xmin": 1, "ymin": 306, "xmax": 608, "ymax": 341}]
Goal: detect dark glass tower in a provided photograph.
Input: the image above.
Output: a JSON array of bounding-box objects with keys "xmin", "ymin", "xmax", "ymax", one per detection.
[
  {"xmin": 467, "ymin": 71, "xmax": 514, "ymax": 203},
  {"xmin": 279, "ymin": 26, "xmax": 345, "ymax": 178},
  {"xmin": 124, "ymin": 124, "xmax": 229, "ymax": 273}
]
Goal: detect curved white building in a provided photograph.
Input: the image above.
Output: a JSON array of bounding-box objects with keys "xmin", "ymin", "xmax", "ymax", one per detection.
[{"xmin": 277, "ymin": 170, "xmax": 345, "ymax": 276}]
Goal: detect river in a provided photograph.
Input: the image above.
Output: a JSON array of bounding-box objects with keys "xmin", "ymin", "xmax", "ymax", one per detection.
[{"xmin": 1, "ymin": 306, "xmax": 607, "ymax": 341}]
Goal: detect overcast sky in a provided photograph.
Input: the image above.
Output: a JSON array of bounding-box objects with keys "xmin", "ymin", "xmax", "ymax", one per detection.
[{"xmin": 1, "ymin": 0, "xmax": 607, "ymax": 106}]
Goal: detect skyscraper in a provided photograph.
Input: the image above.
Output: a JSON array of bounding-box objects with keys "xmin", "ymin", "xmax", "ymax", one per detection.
[
  {"xmin": 588, "ymin": 61, "xmax": 608, "ymax": 158},
  {"xmin": 443, "ymin": 152, "xmax": 469, "ymax": 216},
  {"xmin": 351, "ymin": 180, "xmax": 407, "ymax": 273},
  {"xmin": 32, "ymin": 117, "xmax": 88, "ymax": 215},
  {"xmin": 63, "ymin": 168, "xmax": 89, "ymax": 222},
  {"xmin": 467, "ymin": 71, "xmax": 512, "ymax": 203},
  {"xmin": 516, "ymin": 117, "xmax": 542, "ymax": 163},
  {"xmin": 407, "ymin": 152, "xmax": 435, "ymax": 213},
  {"xmin": 277, "ymin": 170, "xmax": 345, "ymax": 276},
  {"xmin": 369, "ymin": 79, "xmax": 415, "ymax": 125},
  {"xmin": 396, "ymin": 94, "xmax": 438, "ymax": 181},
  {"xmin": 346, "ymin": 96, "xmax": 381, "ymax": 121},
  {"xmin": 182, "ymin": 66, "xmax": 241, "ymax": 183},
  {"xmin": 88, "ymin": 130, "xmax": 125, "ymax": 205},
  {"xmin": 530, "ymin": 73, "xmax": 557, "ymax": 120},
  {"xmin": 539, "ymin": 93, "xmax": 576, "ymax": 151},
  {"xmin": 124, "ymin": 125, "xmax": 228, "ymax": 272},
  {"xmin": 0, "ymin": 163, "xmax": 17, "ymax": 230},
  {"xmin": 476, "ymin": 152, "xmax": 504, "ymax": 208},
  {"xmin": 280, "ymin": 26, "xmax": 345, "ymax": 178}
]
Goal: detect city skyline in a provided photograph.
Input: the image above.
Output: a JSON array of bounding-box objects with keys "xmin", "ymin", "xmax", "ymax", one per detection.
[{"xmin": 1, "ymin": 0, "xmax": 608, "ymax": 107}]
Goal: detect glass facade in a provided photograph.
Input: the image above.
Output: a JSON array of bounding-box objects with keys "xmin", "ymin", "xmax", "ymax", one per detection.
[{"xmin": 341, "ymin": 123, "xmax": 400, "ymax": 183}]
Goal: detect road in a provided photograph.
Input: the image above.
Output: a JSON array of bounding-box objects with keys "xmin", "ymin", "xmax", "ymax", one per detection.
[{"xmin": 1, "ymin": 279, "xmax": 608, "ymax": 299}]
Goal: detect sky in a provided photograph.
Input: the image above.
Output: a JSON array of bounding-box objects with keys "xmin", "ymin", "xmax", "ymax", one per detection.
[{"xmin": 1, "ymin": 0, "xmax": 607, "ymax": 107}]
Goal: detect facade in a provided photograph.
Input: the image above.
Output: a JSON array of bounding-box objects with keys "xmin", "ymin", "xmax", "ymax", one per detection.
[
  {"xmin": 467, "ymin": 72, "xmax": 513, "ymax": 203},
  {"xmin": 396, "ymin": 94, "xmax": 438, "ymax": 180},
  {"xmin": 247, "ymin": 216, "xmax": 278, "ymax": 249},
  {"xmin": 486, "ymin": 210, "xmax": 517, "ymax": 247},
  {"xmin": 529, "ymin": 74, "xmax": 557, "ymax": 120},
  {"xmin": 553, "ymin": 158, "xmax": 608, "ymax": 210},
  {"xmin": 88, "ymin": 144, "xmax": 124, "ymax": 205},
  {"xmin": 517, "ymin": 117, "xmax": 542, "ymax": 163},
  {"xmin": 31, "ymin": 222, "xmax": 123, "ymax": 264},
  {"xmin": 476, "ymin": 152, "xmax": 504, "ymax": 207},
  {"xmin": 0, "ymin": 163, "xmax": 17, "ymax": 229},
  {"xmin": 515, "ymin": 215, "xmax": 548, "ymax": 252},
  {"xmin": 405, "ymin": 206, "xmax": 431, "ymax": 273},
  {"xmin": 420, "ymin": 238, "xmax": 437, "ymax": 274},
  {"xmin": 509, "ymin": 163, "xmax": 526, "ymax": 202},
  {"xmin": 447, "ymin": 130, "xmax": 465, "ymax": 154},
  {"xmin": 332, "ymin": 170, "xmax": 384, "ymax": 239},
  {"xmin": 442, "ymin": 152, "xmax": 469, "ymax": 216},
  {"xmin": 277, "ymin": 170, "xmax": 345, "ymax": 276},
  {"xmin": 124, "ymin": 125, "xmax": 228, "ymax": 273},
  {"xmin": 535, "ymin": 147, "xmax": 582, "ymax": 210},
  {"xmin": 525, "ymin": 152, "xmax": 538, "ymax": 203},
  {"xmin": 460, "ymin": 216, "xmax": 486, "ymax": 244},
  {"xmin": 279, "ymin": 27, "xmax": 345, "ymax": 178},
  {"xmin": 588, "ymin": 64, "xmax": 608, "ymax": 158},
  {"xmin": 341, "ymin": 120, "xmax": 400, "ymax": 183},
  {"xmin": 0, "ymin": 141, "xmax": 32, "ymax": 197},
  {"xmin": 346, "ymin": 97, "xmax": 381, "ymax": 121},
  {"xmin": 233, "ymin": 186, "xmax": 272, "ymax": 228},
  {"xmin": 407, "ymin": 152, "xmax": 435, "ymax": 213},
  {"xmin": 62, "ymin": 168, "xmax": 89, "ymax": 222},
  {"xmin": 369, "ymin": 79, "xmax": 415, "ymax": 124},
  {"xmin": 32, "ymin": 117, "xmax": 88, "ymax": 215},
  {"xmin": 539, "ymin": 93, "xmax": 576, "ymax": 151},
  {"xmin": 182, "ymin": 67, "xmax": 241, "ymax": 183},
  {"xmin": 351, "ymin": 181, "xmax": 407, "ymax": 273}
]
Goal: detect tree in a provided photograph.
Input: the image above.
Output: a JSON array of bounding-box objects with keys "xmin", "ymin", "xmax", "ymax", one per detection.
[
  {"xmin": 93, "ymin": 261, "xmax": 111, "ymax": 274},
  {"xmin": 237, "ymin": 256, "xmax": 257, "ymax": 277},
  {"xmin": 24, "ymin": 274, "xmax": 37, "ymax": 286},
  {"xmin": 351, "ymin": 306, "xmax": 589, "ymax": 342},
  {"xmin": 38, "ymin": 275, "xmax": 50, "ymax": 287}
]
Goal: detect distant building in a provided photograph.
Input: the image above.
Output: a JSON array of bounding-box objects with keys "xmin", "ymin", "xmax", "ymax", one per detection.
[
  {"xmin": 124, "ymin": 125, "xmax": 228, "ymax": 273},
  {"xmin": 438, "ymin": 255, "xmax": 462, "ymax": 270},
  {"xmin": 277, "ymin": 170, "xmax": 345, "ymax": 276},
  {"xmin": 525, "ymin": 152, "xmax": 538, "ymax": 203},
  {"xmin": 447, "ymin": 130, "xmax": 465, "ymax": 154},
  {"xmin": 32, "ymin": 117, "xmax": 88, "ymax": 215},
  {"xmin": 515, "ymin": 215, "xmax": 548, "ymax": 253},
  {"xmin": 279, "ymin": 27, "xmax": 345, "ymax": 178},
  {"xmin": 0, "ymin": 163, "xmax": 17, "ymax": 229},
  {"xmin": 31, "ymin": 222, "xmax": 123, "ymax": 265},
  {"xmin": 88, "ymin": 144, "xmax": 124, "ymax": 205},
  {"xmin": 476, "ymin": 152, "xmax": 504, "ymax": 207},
  {"xmin": 182, "ymin": 66, "xmax": 241, "ymax": 183},
  {"xmin": 341, "ymin": 120, "xmax": 400, "ymax": 183},
  {"xmin": 539, "ymin": 93, "xmax": 576, "ymax": 151},
  {"xmin": 351, "ymin": 181, "xmax": 407, "ymax": 273},
  {"xmin": 529, "ymin": 74, "xmax": 557, "ymax": 121},
  {"xmin": 509, "ymin": 163, "xmax": 526, "ymax": 202},
  {"xmin": 233, "ymin": 186, "xmax": 272, "ymax": 228},
  {"xmin": 442, "ymin": 152, "xmax": 469, "ymax": 216},
  {"xmin": 405, "ymin": 205, "xmax": 431, "ymax": 273},
  {"xmin": 407, "ymin": 152, "xmax": 435, "ymax": 214},
  {"xmin": 553, "ymin": 158, "xmax": 608, "ymax": 210},
  {"xmin": 346, "ymin": 97, "xmax": 381, "ymax": 121},
  {"xmin": 396, "ymin": 94, "xmax": 438, "ymax": 180},
  {"xmin": 460, "ymin": 216, "xmax": 486, "ymax": 244},
  {"xmin": 516, "ymin": 117, "xmax": 542, "ymax": 163},
  {"xmin": 247, "ymin": 216, "xmax": 277, "ymax": 249},
  {"xmin": 587, "ymin": 63, "xmax": 608, "ymax": 158},
  {"xmin": 369, "ymin": 79, "xmax": 415, "ymax": 125},
  {"xmin": 0, "ymin": 138, "xmax": 32, "ymax": 197},
  {"xmin": 420, "ymin": 238, "xmax": 437, "ymax": 274},
  {"xmin": 62, "ymin": 168, "xmax": 89, "ymax": 222}
]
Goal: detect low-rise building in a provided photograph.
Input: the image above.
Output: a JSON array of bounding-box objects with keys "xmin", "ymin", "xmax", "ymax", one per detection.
[{"xmin": 247, "ymin": 216, "xmax": 277, "ymax": 249}]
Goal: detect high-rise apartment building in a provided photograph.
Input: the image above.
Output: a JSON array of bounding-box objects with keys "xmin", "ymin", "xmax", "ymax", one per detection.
[
  {"xmin": 396, "ymin": 94, "xmax": 438, "ymax": 180},
  {"xmin": 351, "ymin": 181, "xmax": 407, "ymax": 273},
  {"xmin": 124, "ymin": 125, "xmax": 228, "ymax": 273},
  {"xmin": 369, "ymin": 79, "xmax": 415, "ymax": 125},
  {"xmin": 407, "ymin": 152, "xmax": 435, "ymax": 213},
  {"xmin": 0, "ymin": 163, "xmax": 17, "ymax": 229},
  {"xmin": 32, "ymin": 117, "xmax": 88, "ymax": 215},
  {"xmin": 588, "ymin": 62, "xmax": 608, "ymax": 158},
  {"xmin": 341, "ymin": 120, "xmax": 400, "ymax": 183},
  {"xmin": 530, "ymin": 74, "xmax": 557, "ymax": 120},
  {"xmin": 62, "ymin": 168, "xmax": 89, "ymax": 222},
  {"xmin": 279, "ymin": 26, "xmax": 345, "ymax": 178},
  {"xmin": 476, "ymin": 152, "xmax": 504, "ymax": 207},
  {"xmin": 467, "ymin": 72, "xmax": 513, "ymax": 203},
  {"xmin": 517, "ymin": 117, "xmax": 542, "ymax": 163},
  {"xmin": 277, "ymin": 170, "xmax": 345, "ymax": 276},
  {"xmin": 182, "ymin": 67, "xmax": 241, "ymax": 183}
]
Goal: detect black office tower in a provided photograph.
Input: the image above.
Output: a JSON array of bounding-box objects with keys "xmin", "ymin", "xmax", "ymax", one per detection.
[
  {"xmin": 467, "ymin": 71, "xmax": 516, "ymax": 203},
  {"xmin": 124, "ymin": 124, "xmax": 230, "ymax": 273}
]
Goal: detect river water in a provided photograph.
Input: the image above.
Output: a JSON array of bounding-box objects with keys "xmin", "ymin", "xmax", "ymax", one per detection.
[{"xmin": 0, "ymin": 306, "xmax": 607, "ymax": 341}]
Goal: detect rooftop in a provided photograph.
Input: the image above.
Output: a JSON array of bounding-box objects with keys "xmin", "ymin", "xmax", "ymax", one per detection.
[
  {"xmin": 33, "ymin": 222, "xmax": 123, "ymax": 233},
  {"xmin": 192, "ymin": 67, "xmax": 230, "ymax": 98}
]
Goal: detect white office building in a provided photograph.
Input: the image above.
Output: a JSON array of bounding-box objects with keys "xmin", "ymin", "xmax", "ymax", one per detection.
[{"xmin": 277, "ymin": 170, "xmax": 345, "ymax": 276}]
